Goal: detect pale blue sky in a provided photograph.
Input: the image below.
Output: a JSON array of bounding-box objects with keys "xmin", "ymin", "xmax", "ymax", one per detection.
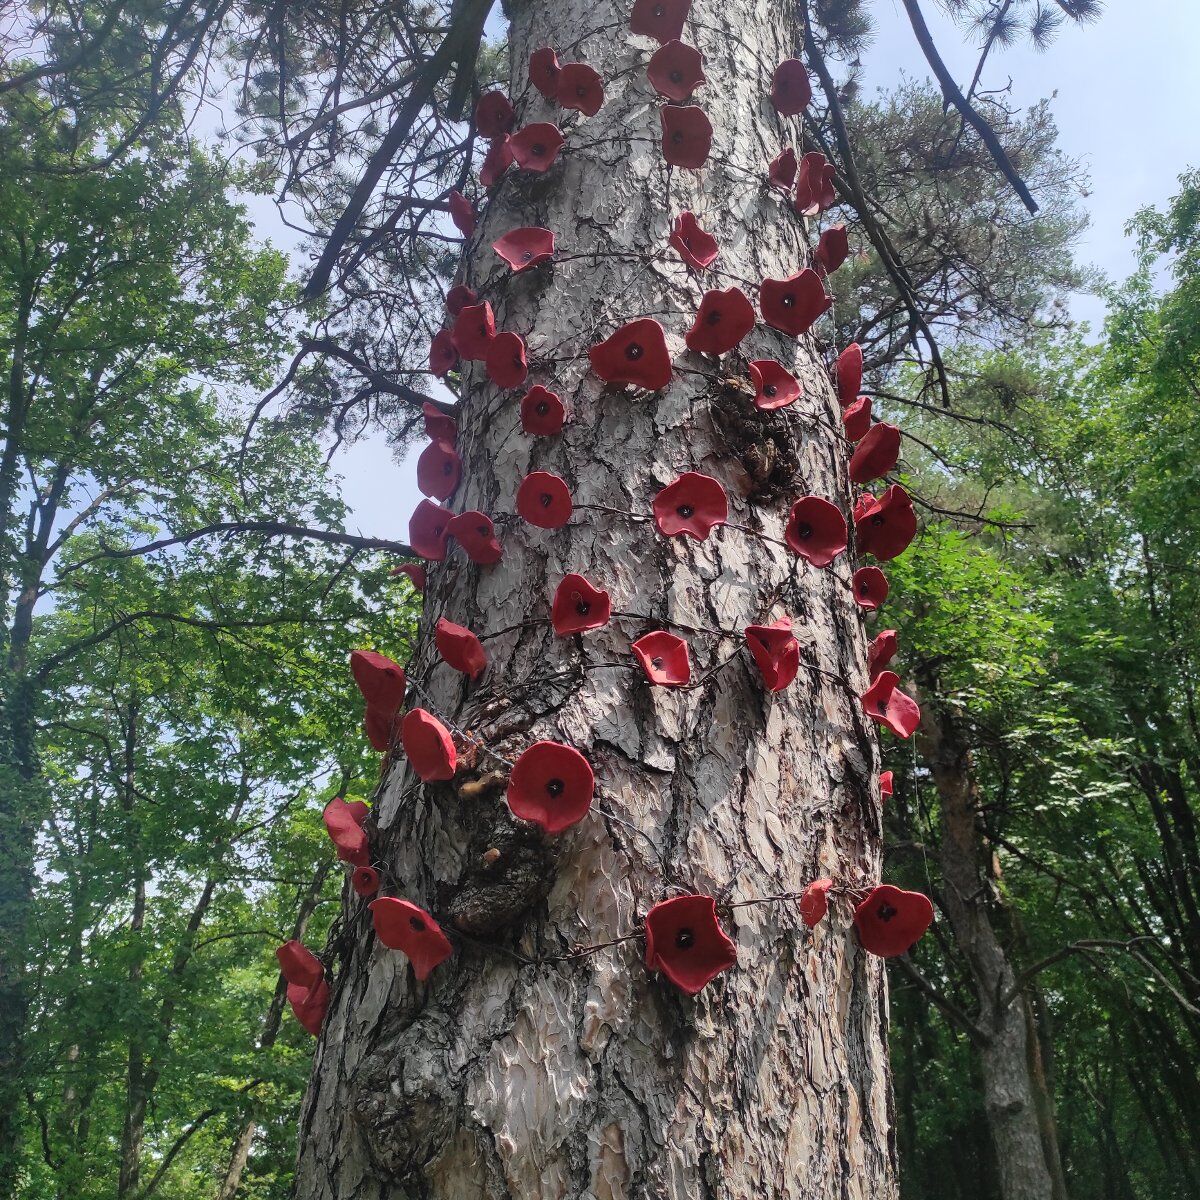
[{"xmin": 286, "ymin": 1, "xmax": 1200, "ymax": 540}]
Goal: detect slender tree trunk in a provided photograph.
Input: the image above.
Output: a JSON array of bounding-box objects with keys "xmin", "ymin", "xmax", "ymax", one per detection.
[
  {"xmin": 295, "ymin": 0, "xmax": 895, "ymax": 1195},
  {"xmin": 916, "ymin": 694, "xmax": 1062, "ymax": 1200}
]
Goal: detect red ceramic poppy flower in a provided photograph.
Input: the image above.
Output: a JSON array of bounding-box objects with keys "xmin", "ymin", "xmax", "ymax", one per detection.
[
  {"xmin": 760, "ymin": 268, "xmax": 832, "ymax": 336},
  {"xmin": 685, "ymin": 286, "xmax": 755, "ymax": 356},
  {"xmin": 445, "ymin": 284, "xmax": 477, "ymax": 318},
  {"xmin": 551, "ymin": 573, "xmax": 611, "ymax": 635},
  {"xmin": 849, "ymin": 422, "xmax": 901, "ymax": 484},
  {"xmin": 852, "ymin": 566, "xmax": 889, "ymax": 612},
  {"xmin": 493, "ymin": 226, "xmax": 556, "ymax": 272},
  {"xmin": 448, "ymin": 189, "xmax": 475, "ymax": 237},
  {"xmin": 795, "ymin": 150, "xmax": 837, "ymax": 216},
  {"xmin": 350, "ymin": 650, "xmax": 406, "ymax": 712},
  {"xmin": 509, "ymin": 123, "xmax": 565, "ymax": 172},
  {"xmin": 507, "ymin": 740, "xmax": 595, "ymax": 834},
  {"xmin": 520, "ymin": 385, "xmax": 566, "ymax": 435},
  {"xmin": 370, "ymin": 897, "xmax": 454, "ymax": 980},
  {"xmin": 276, "ymin": 939, "xmax": 323, "ymax": 988},
  {"xmin": 861, "ymin": 671, "xmax": 921, "ymax": 739},
  {"xmin": 287, "ymin": 976, "xmax": 330, "ymax": 1035},
  {"xmin": 630, "ymin": 0, "xmax": 691, "ymax": 42},
  {"xmin": 485, "ymin": 331, "xmax": 529, "ymax": 389},
  {"xmin": 854, "ymin": 884, "xmax": 933, "ymax": 957},
  {"xmin": 647, "ymin": 39, "xmax": 705, "ymax": 101},
  {"xmin": 363, "ymin": 705, "xmax": 395, "ymax": 752},
  {"xmin": 660, "ymin": 105, "xmax": 712, "ymax": 169},
  {"xmin": 409, "ymin": 499, "xmax": 454, "ymax": 561},
  {"xmin": 768, "ymin": 147, "xmax": 797, "ymax": 191},
  {"xmin": 423, "ymin": 400, "xmax": 457, "ymax": 443},
  {"xmin": 446, "ymin": 510, "xmax": 503, "ymax": 565},
  {"xmin": 745, "ymin": 617, "xmax": 800, "ymax": 692},
  {"xmin": 784, "ymin": 496, "xmax": 847, "ymax": 567},
  {"xmin": 652, "ymin": 472, "xmax": 728, "ymax": 540},
  {"xmin": 855, "ymin": 485, "xmax": 917, "ymax": 562},
  {"xmin": 868, "ymin": 629, "xmax": 898, "ymax": 677},
  {"xmin": 475, "ymin": 90, "xmax": 515, "ymax": 139},
  {"xmin": 842, "ymin": 395, "xmax": 871, "ymax": 441},
  {"xmin": 352, "ymin": 865, "xmax": 380, "ymax": 898},
  {"xmin": 815, "ymin": 223, "xmax": 849, "ymax": 275},
  {"xmin": 435, "ymin": 617, "xmax": 488, "ymax": 679},
  {"xmin": 556, "ymin": 62, "xmax": 604, "ymax": 116},
  {"xmin": 589, "ymin": 318, "xmax": 672, "ymax": 391},
  {"xmin": 669, "ymin": 211, "xmax": 719, "ymax": 270},
  {"xmin": 632, "ymin": 630, "xmax": 691, "ymax": 687},
  {"xmin": 770, "ymin": 59, "xmax": 812, "ymax": 116},
  {"xmin": 429, "ymin": 329, "xmax": 458, "ymax": 377},
  {"xmin": 401, "ymin": 707, "xmax": 457, "ymax": 782},
  {"xmin": 880, "ymin": 771, "xmax": 893, "ymax": 800},
  {"xmin": 835, "ymin": 342, "xmax": 863, "ymax": 406},
  {"xmin": 516, "ymin": 470, "xmax": 573, "ymax": 529},
  {"xmin": 451, "ymin": 301, "xmax": 496, "ymax": 361},
  {"xmin": 323, "ymin": 796, "xmax": 370, "ymax": 867},
  {"xmin": 391, "ymin": 562, "xmax": 426, "ymax": 591},
  {"xmin": 644, "ymin": 894, "xmax": 736, "ymax": 994},
  {"xmin": 416, "ymin": 438, "xmax": 461, "ymax": 502},
  {"xmin": 799, "ymin": 878, "xmax": 832, "ymax": 928},
  {"xmin": 480, "ymin": 137, "xmax": 513, "ymax": 187},
  {"xmin": 530, "ymin": 47, "xmax": 560, "ymax": 98},
  {"xmin": 749, "ymin": 359, "xmax": 801, "ymax": 410}
]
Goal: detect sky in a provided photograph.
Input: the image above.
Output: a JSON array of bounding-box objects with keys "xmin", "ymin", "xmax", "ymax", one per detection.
[{"xmin": 264, "ymin": 0, "xmax": 1200, "ymax": 542}]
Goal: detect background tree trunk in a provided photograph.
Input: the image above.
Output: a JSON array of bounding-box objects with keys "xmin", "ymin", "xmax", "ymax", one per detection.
[{"xmin": 295, "ymin": 0, "xmax": 895, "ymax": 1195}]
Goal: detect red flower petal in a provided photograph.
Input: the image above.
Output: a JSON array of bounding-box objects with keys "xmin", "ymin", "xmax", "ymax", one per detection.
[
  {"xmin": 435, "ymin": 617, "xmax": 488, "ymax": 679},
  {"xmin": 795, "ymin": 150, "xmax": 837, "ymax": 216},
  {"xmin": 370, "ymin": 897, "xmax": 454, "ymax": 980},
  {"xmin": 364, "ymin": 704, "xmax": 396, "ymax": 752},
  {"xmin": 409, "ymin": 499, "xmax": 454, "ymax": 561},
  {"xmin": 855, "ymin": 485, "xmax": 917, "ymax": 562},
  {"xmin": 551, "ymin": 573, "xmax": 611, "ymax": 635},
  {"xmin": 842, "ymin": 395, "xmax": 871, "ymax": 441},
  {"xmin": 647, "ymin": 40, "xmax": 706, "ymax": 101},
  {"xmin": 350, "ymin": 650, "xmax": 406, "ymax": 712},
  {"xmin": 660, "ymin": 104, "xmax": 712, "ymax": 168},
  {"xmin": 401, "ymin": 708, "xmax": 457, "ymax": 781},
  {"xmin": 760, "ymin": 268, "xmax": 832, "ymax": 336},
  {"xmin": 849, "ymin": 422, "xmax": 901, "ymax": 483},
  {"xmin": 485, "ymin": 330, "xmax": 529, "ymax": 389},
  {"xmin": 784, "ymin": 496, "xmax": 847, "ymax": 567},
  {"xmin": 530, "ymin": 47, "xmax": 561, "ymax": 98},
  {"xmin": 423, "ymin": 399, "xmax": 458, "ymax": 443},
  {"xmin": 352, "ymin": 866, "xmax": 380, "ymax": 897},
  {"xmin": 684, "ymin": 287, "xmax": 755, "ymax": 356},
  {"xmin": 868, "ymin": 629, "xmax": 898, "ymax": 677},
  {"xmin": 880, "ymin": 771, "xmax": 894, "ymax": 800},
  {"xmin": 475, "ymin": 90, "xmax": 515, "ymax": 139},
  {"xmin": 448, "ymin": 189, "xmax": 475, "ymax": 237},
  {"xmin": 589, "ymin": 318, "xmax": 672, "ymax": 390},
  {"xmin": 745, "ymin": 617, "xmax": 800, "ymax": 691},
  {"xmin": 446, "ymin": 284, "xmax": 478, "ymax": 318},
  {"xmin": 507, "ymin": 740, "xmax": 595, "ymax": 834},
  {"xmin": 451, "ymin": 301, "xmax": 496, "ymax": 361},
  {"xmin": 416, "ymin": 438, "xmax": 461, "ymax": 501},
  {"xmin": 630, "ymin": 0, "xmax": 691, "ymax": 42},
  {"xmin": 770, "ymin": 59, "xmax": 811, "ymax": 116},
  {"xmin": 323, "ymin": 796, "xmax": 370, "ymax": 867},
  {"xmin": 854, "ymin": 884, "xmax": 933, "ymax": 956},
  {"xmin": 429, "ymin": 329, "xmax": 458, "ymax": 377},
  {"xmin": 632, "ymin": 630, "xmax": 691, "ymax": 686},
  {"xmin": 556, "ymin": 62, "xmax": 604, "ymax": 116},
  {"xmin": 480, "ymin": 137, "xmax": 514, "ymax": 187},
  {"xmin": 852, "ymin": 566, "xmax": 889, "ymax": 612},
  {"xmin": 815, "ymin": 223, "xmax": 849, "ymax": 275},
  {"xmin": 520, "ymin": 385, "xmax": 566, "ymax": 435},
  {"xmin": 749, "ymin": 359, "xmax": 801, "ymax": 410},
  {"xmin": 653, "ymin": 471, "xmax": 728, "ymax": 539},
  {"xmin": 287, "ymin": 977, "xmax": 330, "ymax": 1035},
  {"xmin": 509, "ymin": 123, "xmax": 565, "ymax": 172},
  {"xmin": 493, "ymin": 226, "xmax": 556, "ymax": 271},
  {"xmin": 669, "ymin": 210, "xmax": 719, "ymax": 269},
  {"xmin": 768, "ymin": 147, "xmax": 797, "ymax": 191},
  {"xmin": 516, "ymin": 470, "xmax": 573, "ymax": 529},
  {"xmin": 835, "ymin": 342, "xmax": 863, "ymax": 406},
  {"xmin": 799, "ymin": 878, "xmax": 832, "ymax": 928},
  {"xmin": 644, "ymin": 894, "xmax": 736, "ymax": 994},
  {"xmin": 390, "ymin": 563, "xmax": 426, "ymax": 591},
  {"xmin": 276, "ymin": 939, "xmax": 323, "ymax": 988},
  {"xmin": 446, "ymin": 510, "xmax": 504, "ymax": 565},
  {"xmin": 861, "ymin": 671, "xmax": 920, "ymax": 739}
]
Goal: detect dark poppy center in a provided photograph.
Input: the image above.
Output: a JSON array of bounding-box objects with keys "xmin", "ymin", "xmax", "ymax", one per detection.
[
  {"xmin": 653, "ymin": 2, "xmax": 665, "ymax": 13},
  {"xmin": 651, "ymin": 656, "xmax": 663, "ymax": 669},
  {"xmin": 675, "ymin": 928, "xmax": 694, "ymax": 949},
  {"xmin": 859, "ymin": 579, "xmax": 871, "ymax": 595},
  {"xmin": 877, "ymin": 699, "xmax": 888, "ymax": 714},
  {"xmin": 871, "ymin": 515, "xmax": 885, "ymax": 527},
  {"xmin": 677, "ymin": 504, "xmax": 694, "ymax": 518},
  {"xmin": 705, "ymin": 309, "xmax": 721, "ymax": 325},
  {"xmin": 532, "ymin": 143, "xmax": 546, "ymax": 156},
  {"xmin": 521, "ymin": 250, "xmax": 533, "ymax": 262},
  {"xmin": 625, "ymin": 342, "xmax": 644, "ymax": 360},
  {"xmin": 795, "ymin": 521, "xmax": 812, "ymax": 539},
  {"xmin": 781, "ymin": 294, "xmax": 795, "ymax": 308},
  {"xmin": 764, "ymin": 384, "xmax": 777, "ymax": 396},
  {"xmin": 576, "ymin": 86, "xmax": 587, "ymax": 98},
  {"xmin": 546, "ymin": 778, "xmax": 565, "ymax": 797},
  {"xmin": 682, "ymin": 236, "xmax": 691, "ymax": 248},
  {"xmin": 671, "ymin": 130, "xmax": 684, "ymax": 144},
  {"xmin": 535, "ymin": 401, "xmax": 549, "ymax": 415},
  {"xmin": 576, "ymin": 600, "xmax": 590, "ymax": 615},
  {"xmin": 877, "ymin": 902, "xmax": 898, "ymax": 922},
  {"xmin": 476, "ymin": 525, "xmax": 488, "ymax": 536},
  {"xmin": 409, "ymin": 916, "xmax": 427, "ymax": 932},
  {"xmin": 443, "ymin": 461, "xmax": 453, "ymax": 475},
  {"xmin": 540, "ymin": 492, "xmax": 553, "ymax": 507},
  {"xmin": 670, "ymin": 69, "xmax": 683, "ymax": 83}
]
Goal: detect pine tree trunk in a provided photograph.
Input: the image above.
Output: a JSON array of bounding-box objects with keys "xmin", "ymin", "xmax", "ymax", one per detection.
[{"xmin": 295, "ymin": 0, "xmax": 895, "ymax": 1194}]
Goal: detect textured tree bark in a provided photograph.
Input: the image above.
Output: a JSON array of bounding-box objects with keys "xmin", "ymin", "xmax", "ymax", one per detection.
[
  {"xmin": 916, "ymin": 694, "xmax": 1063, "ymax": 1200},
  {"xmin": 294, "ymin": 0, "xmax": 895, "ymax": 1195}
]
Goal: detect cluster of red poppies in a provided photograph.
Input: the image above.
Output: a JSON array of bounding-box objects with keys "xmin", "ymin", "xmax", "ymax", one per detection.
[{"xmin": 277, "ymin": 0, "xmax": 935, "ymax": 1030}]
